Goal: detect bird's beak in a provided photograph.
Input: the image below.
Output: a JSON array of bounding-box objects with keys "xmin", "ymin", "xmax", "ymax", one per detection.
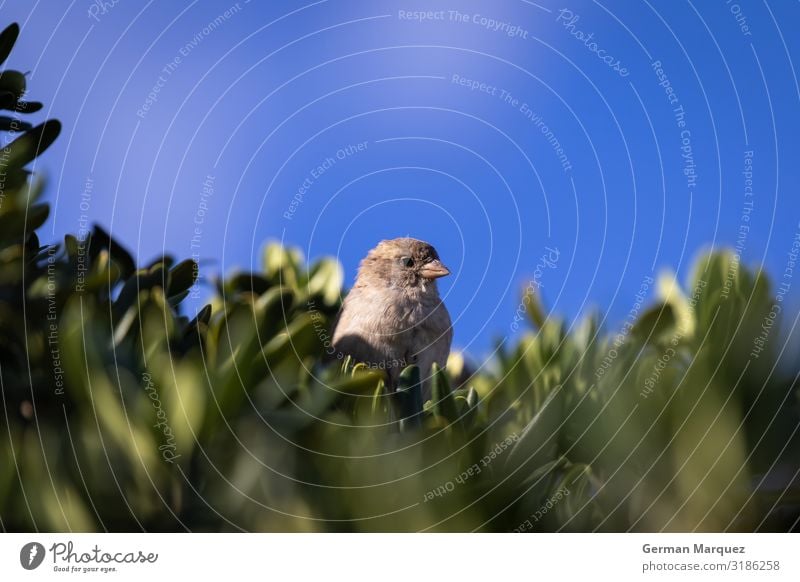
[{"xmin": 420, "ymin": 259, "xmax": 450, "ymax": 279}]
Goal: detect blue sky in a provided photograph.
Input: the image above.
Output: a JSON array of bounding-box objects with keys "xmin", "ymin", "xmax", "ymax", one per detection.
[{"xmin": 4, "ymin": 0, "xmax": 799, "ymax": 357}]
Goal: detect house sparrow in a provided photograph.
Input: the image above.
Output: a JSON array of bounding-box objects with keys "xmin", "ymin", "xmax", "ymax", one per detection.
[{"xmin": 332, "ymin": 238, "xmax": 452, "ymax": 408}]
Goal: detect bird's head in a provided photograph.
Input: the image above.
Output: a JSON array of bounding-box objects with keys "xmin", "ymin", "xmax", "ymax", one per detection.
[{"xmin": 356, "ymin": 237, "xmax": 450, "ymax": 291}]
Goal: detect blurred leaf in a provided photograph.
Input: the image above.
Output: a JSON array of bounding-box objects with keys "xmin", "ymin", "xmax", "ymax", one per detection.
[
  {"xmin": 14, "ymin": 100, "xmax": 43, "ymax": 113},
  {"xmin": 0, "ymin": 23, "xmax": 19, "ymax": 67},
  {"xmin": 263, "ymin": 243, "xmax": 303, "ymax": 288},
  {"xmin": 524, "ymin": 286, "xmax": 546, "ymax": 329},
  {"xmin": 630, "ymin": 302, "xmax": 676, "ymax": 345},
  {"xmin": 520, "ymin": 456, "xmax": 568, "ymax": 488},
  {"xmin": 0, "ymin": 90, "xmax": 15, "ymax": 109},
  {"xmin": 0, "ymin": 203, "xmax": 49, "ymax": 244},
  {"xmin": 304, "ymin": 258, "xmax": 343, "ymax": 305},
  {"xmin": 223, "ymin": 272, "xmax": 271, "ymax": 296},
  {"xmin": 167, "ymin": 259, "xmax": 197, "ymax": 298},
  {"xmin": 397, "ymin": 364, "xmax": 422, "ymax": 428},
  {"xmin": 91, "ymin": 224, "xmax": 136, "ymax": 278},
  {"xmin": 0, "ymin": 115, "xmax": 31, "ymax": 131},
  {"xmin": 0, "ymin": 52, "xmax": 794, "ymax": 535},
  {"xmin": 506, "ymin": 386, "xmax": 562, "ymax": 471},
  {"xmin": 4, "ymin": 119, "xmax": 61, "ymax": 169},
  {"xmin": 430, "ymin": 362, "xmax": 459, "ymax": 425},
  {"xmin": 0, "ymin": 69, "xmax": 25, "ymax": 99}
]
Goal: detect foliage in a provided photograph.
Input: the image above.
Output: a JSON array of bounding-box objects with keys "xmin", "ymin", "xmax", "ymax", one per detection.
[{"xmin": 1, "ymin": 22, "xmax": 798, "ymax": 532}]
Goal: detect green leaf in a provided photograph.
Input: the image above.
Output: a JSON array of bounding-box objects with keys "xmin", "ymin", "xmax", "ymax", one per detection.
[
  {"xmin": 397, "ymin": 364, "xmax": 422, "ymax": 429},
  {"xmin": 0, "ymin": 203, "xmax": 48, "ymax": 244},
  {"xmin": 112, "ymin": 265, "xmax": 165, "ymax": 319},
  {"xmin": 519, "ymin": 456, "xmax": 568, "ymax": 489},
  {"xmin": 263, "ymin": 243, "xmax": 303, "ymax": 287},
  {"xmin": 63, "ymin": 234, "xmax": 80, "ymax": 262},
  {"xmin": 331, "ymin": 369, "xmax": 384, "ymax": 394},
  {"xmin": 506, "ymin": 386, "xmax": 562, "ymax": 470},
  {"xmin": 430, "ymin": 362, "xmax": 459, "ymax": 424},
  {"xmin": 80, "ymin": 248, "xmax": 122, "ymax": 293},
  {"xmin": 555, "ymin": 464, "xmax": 597, "ymax": 525},
  {"xmin": 371, "ymin": 378, "xmax": 386, "ymax": 416},
  {"xmin": 14, "ymin": 101, "xmax": 43, "ymax": 114},
  {"xmin": 189, "ymin": 303, "xmax": 212, "ymax": 328},
  {"xmin": 461, "ymin": 385, "xmax": 479, "ymax": 429},
  {"xmin": 91, "ymin": 224, "xmax": 136, "ymax": 278},
  {"xmin": 0, "ymin": 23, "xmax": 20, "ymax": 67},
  {"xmin": 0, "ymin": 116, "xmax": 31, "ymax": 131},
  {"xmin": 167, "ymin": 259, "xmax": 198, "ymax": 298},
  {"xmin": 466, "ymin": 385, "xmax": 478, "ymax": 408},
  {"xmin": 4, "ymin": 120, "xmax": 61, "ymax": 170},
  {"xmin": 0, "ymin": 91, "xmax": 16, "ymax": 110},
  {"xmin": 0, "ymin": 70, "xmax": 25, "ymax": 99},
  {"xmin": 259, "ymin": 309, "xmax": 317, "ymax": 365},
  {"xmin": 304, "ymin": 258, "xmax": 343, "ymax": 305},
  {"xmin": 524, "ymin": 286, "xmax": 546, "ymax": 329},
  {"xmin": 112, "ymin": 302, "xmax": 138, "ymax": 347},
  {"xmin": 630, "ymin": 303, "xmax": 676, "ymax": 345}
]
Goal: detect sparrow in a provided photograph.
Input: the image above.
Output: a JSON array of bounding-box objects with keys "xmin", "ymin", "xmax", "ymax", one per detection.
[{"xmin": 332, "ymin": 238, "xmax": 452, "ymax": 408}]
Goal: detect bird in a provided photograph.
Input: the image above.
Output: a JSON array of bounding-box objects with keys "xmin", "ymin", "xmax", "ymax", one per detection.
[{"xmin": 331, "ymin": 238, "xmax": 452, "ymax": 415}]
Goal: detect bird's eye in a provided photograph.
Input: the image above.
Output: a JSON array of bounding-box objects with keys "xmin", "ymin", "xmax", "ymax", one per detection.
[{"xmin": 401, "ymin": 256, "xmax": 414, "ymax": 268}]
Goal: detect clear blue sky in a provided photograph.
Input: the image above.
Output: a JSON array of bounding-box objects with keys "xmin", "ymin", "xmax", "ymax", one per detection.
[{"xmin": 4, "ymin": 0, "xmax": 799, "ymax": 357}]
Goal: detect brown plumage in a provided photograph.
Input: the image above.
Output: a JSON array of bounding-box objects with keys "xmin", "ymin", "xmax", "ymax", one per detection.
[{"xmin": 332, "ymin": 238, "xmax": 452, "ymax": 402}]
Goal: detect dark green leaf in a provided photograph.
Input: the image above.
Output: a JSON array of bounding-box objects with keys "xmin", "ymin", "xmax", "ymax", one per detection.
[
  {"xmin": 224, "ymin": 272, "xmax": 271, "ymax": 296},
  {"xmin": 4, "ymin": 120, "xmax": 61, "ymax": 169},
  {"xmin": 0, "ymin": 70, "xmax": 25, "ymax": 99},
  {"xmin": 0, "ymin": 204, "xmax": 48, "ymax": 244},
  {"xmin": 0, "ymin": 116, "xmax": 31, "ymax": 131},
  {"xmin": 396, "ymin": 364, "xmax": 422, "ymax": 428},
  {"xmin": 90, "ymin": 224, "xmax": 135, "ymax": 278},
  {"xmin": 0, "ymin": 23, "xmax": 20, "ymax": 67},
  {"xmin": 430, "ymin": 362, "xmax": 459, "ymax": 424},
  {"xmin": 167, "ymin": 259, "xmax": 197, "ymax": 298},
  {"xmin": 0, "ymin": 91, "xmax": 16, "ymax": 109}
]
